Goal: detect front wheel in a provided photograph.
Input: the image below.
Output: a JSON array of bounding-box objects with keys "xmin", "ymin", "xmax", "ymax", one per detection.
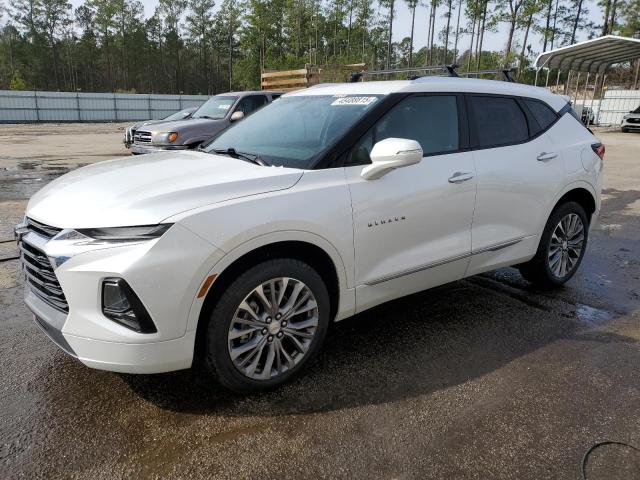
[
  {"xmin": 204, "ymin": 259, "xmax": 330, "ymax": 393},
  {"xmin": 518, "ymin": 202, "xmax": 588, "ymax": 288}
]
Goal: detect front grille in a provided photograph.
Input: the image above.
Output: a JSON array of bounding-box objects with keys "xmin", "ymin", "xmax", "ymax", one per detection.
[
  {"xmin": 26, "ymin": 217, "xmax": 62, "ymax": 239},
  {"xmin": 19, "ymin": 219, "xmax": 68, "ymax": 313},
  {"xmin": 133, "ymin": 131, "xmax": 152, "ymax": 143},
  {"xmin": 627, "ymin": 118, "xmax": 640, "ymax": 124}
]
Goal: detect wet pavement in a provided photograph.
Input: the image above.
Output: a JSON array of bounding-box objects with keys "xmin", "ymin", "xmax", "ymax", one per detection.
[{"xmin": 0, "ymin": 126, "xmax": 639, "ymax": 479}]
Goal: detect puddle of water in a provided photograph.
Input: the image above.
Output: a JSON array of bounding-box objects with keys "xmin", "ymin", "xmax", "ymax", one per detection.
[
  {"xmin": 575, "ymin": 304, "xmax": 615, "ymax": 325},
  {"xmin": 0, "ymin": 167, "xmax": 72, "ymax": 201},
  {"xmin": 16, "ymin": 160, "xmax": 73, "ymax": 172},
  {"xmin": 599, "ymin": 223, "xmax": 623, "ymax": 235},
  {"xmin": 1, "ymin": 160, "xmax": 92, "ymax": 201},
  {"xmin": 18, "ymin": 161, "xmax": 39, "ymax": 171}
]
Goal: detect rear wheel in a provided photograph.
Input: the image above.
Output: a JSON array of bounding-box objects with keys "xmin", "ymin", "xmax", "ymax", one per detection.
[
  {"xmin": 518, "ymin": 202, "xmax": 588, "ymax": 288},
  {"xmin": 204, "ymin": 259, "xmax": 330, "ymax": 393}
]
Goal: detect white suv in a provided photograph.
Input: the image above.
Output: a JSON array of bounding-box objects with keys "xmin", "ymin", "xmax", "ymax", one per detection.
[
  {"xmin": 16, "ymin": 77, "xmax": 603, "ymax": 392},
  {"xmin": 621, "ymin": 105, "xmax": 640, "ymax": 132}
]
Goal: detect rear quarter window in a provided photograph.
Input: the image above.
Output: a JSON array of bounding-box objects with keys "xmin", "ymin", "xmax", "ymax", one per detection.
[{"xmin": 524, "ymin": 99, "xmax": 558, "ymax": 133}]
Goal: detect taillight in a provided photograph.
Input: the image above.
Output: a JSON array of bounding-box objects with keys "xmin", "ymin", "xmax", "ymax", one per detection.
[{"xmin": 591, "ymin": 143, "xmax": 605, "ymax": 160}]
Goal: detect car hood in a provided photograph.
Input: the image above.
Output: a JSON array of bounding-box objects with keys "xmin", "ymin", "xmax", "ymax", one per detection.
[
  {"xmin": 26, "ymin": 151, "xmax": 303, "ymax": 229},
  {"xmin": 139, "ymin": 118, "xmax": 225, "ymax": 138},
  {"xmin": 131, "ymin": 118, "xmax": 167, "ymax": 129}
]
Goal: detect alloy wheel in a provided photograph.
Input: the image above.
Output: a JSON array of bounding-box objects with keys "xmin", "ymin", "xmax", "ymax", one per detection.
[
  {"xmin": 227, "ymin": 277, "xmax": 319, "ymax": 380},
  {"xmin": 548, "ymin": 213, "xmax": 585, "ymax": 278}
]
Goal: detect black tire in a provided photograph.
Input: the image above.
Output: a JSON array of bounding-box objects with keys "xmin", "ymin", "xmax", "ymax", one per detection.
[
  {"xmin": 518, "ymin": 201, "xmax": 589, "ymax": 288},
  {"xmin": 204, "ymin": 258, "xmax": 330, "ymax": 393},
  {"xmin": 621, "ymin": 128, "xmax": 629, "ymax": 133}
]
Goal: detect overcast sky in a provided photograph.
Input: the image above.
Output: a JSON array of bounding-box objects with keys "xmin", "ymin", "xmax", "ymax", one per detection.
[{"xmin": 65, "ymin": 0, "xmax": 603, "ymax": 58}]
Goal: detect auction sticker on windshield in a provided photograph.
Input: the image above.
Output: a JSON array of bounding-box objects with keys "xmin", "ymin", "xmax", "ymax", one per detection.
[{"xmin": 331, "ymin": 96, "xmax": 378, "ymax": 106}]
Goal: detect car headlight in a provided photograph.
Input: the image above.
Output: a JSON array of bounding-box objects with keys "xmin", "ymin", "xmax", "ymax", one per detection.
[
  {"xmin": 44, "ymin": 225, "xmax": 172, "ymax": 269},
  {"xmin": 74, "ymin": 224, "xmax": 173, "ymax": 242},
  {"xmin": 623, "ymin": 115, "xmax": 630, "ymax": 120},
  {"xmin": 152, "ymin": 132, "xmax": 178, "ymax": 144}
]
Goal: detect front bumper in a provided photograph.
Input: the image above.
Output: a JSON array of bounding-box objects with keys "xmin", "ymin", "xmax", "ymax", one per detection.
[
  {"xmin": 20, "ymin": 223, "xmax": 223, "ymax": 373},
  {"xmin": 621, "ymin": 119, "xmax": 640, "ymax": 130},
  {"xmin": 129, "ymin": 144, "xmax": 189, "ymax": 155}
]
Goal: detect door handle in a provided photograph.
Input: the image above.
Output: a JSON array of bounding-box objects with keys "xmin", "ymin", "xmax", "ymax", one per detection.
[
  {"xmin": 448, "ymin": 171, "xmax": 474, "ymax": 183},
  {"xmin": 537, "ymin": 151, "xmax": 558, "ymax": 161}
]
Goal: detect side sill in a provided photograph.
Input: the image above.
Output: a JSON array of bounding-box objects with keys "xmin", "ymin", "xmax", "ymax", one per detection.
[{"xmin": 364, "ymin": 236, "xmax": 528, "ymax": 286}]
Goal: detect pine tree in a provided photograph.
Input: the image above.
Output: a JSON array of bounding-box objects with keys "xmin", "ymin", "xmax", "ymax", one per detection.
[{"xmin": 9, "ymin": 69, "xmax": 28, "ymax": 89}]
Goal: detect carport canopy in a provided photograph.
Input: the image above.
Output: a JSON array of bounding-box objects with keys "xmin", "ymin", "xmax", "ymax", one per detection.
[{"xmin": 535, "ymin": 35, "xmax": 640, "ymax": 74}]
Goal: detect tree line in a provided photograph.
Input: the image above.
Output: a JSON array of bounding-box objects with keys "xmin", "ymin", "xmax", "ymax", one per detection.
[{"xmin": 0, "ymin": 0, "xmax": 638, "ymax": 94}]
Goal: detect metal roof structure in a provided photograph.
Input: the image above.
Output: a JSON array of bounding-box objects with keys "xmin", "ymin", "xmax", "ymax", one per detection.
[{"xmin": 534, "ymin": 35, "xmax": 640, "ymax": 74}]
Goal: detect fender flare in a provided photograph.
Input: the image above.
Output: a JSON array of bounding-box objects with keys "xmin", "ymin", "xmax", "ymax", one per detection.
[
  {"xmin": 532, "ymin": 180, "xmax": 598, "ymax": 250},
  {"xmin": 184, "ymin": 230, "xmax": 354, "ymax": 333}
]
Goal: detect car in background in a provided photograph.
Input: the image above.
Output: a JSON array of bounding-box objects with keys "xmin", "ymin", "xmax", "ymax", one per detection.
[
  {"xmin": 129, "ymin": 91, "xmax": 282, "ymax": 154},
  {"xmin": 124, "ymin": 107, "xmax": 198, "ymax": 149},
  {"xmin": 581, "ymin": 106, "xmax": 595, "ymax": 125},
  {"xmin": 621, "ymin": 105, "xmax": 640, "ymax": 132}
]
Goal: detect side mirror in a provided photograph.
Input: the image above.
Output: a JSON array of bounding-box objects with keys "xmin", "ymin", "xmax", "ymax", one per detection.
[
  {"xmin": 230, "ymin": 111, "xmax": 244, "ymax": 122},
  {"xmin": 361, "ymin": 138, "xmax": 423, "ymax": 180}
]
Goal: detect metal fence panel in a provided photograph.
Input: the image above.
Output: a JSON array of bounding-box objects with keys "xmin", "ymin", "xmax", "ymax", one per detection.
[
  {"xmin": 597, "ymin": 90, "xmax": 640, "ymax": 126},
  {"xmin": 0, "ymin": 90, "xmax": 209, "ymax": 123},
  {"xmin": 0, "ymin": 91, "xmax": 38, "ymax": 121},
  {"xmin": 573, "ymin": 100, "xmax": 601, "ymax": 124}
]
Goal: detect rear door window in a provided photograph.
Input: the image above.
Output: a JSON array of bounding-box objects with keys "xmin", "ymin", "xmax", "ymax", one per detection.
[{"xmin": 468, "ymin": 96, "xmax": 528, "ymax": 148}]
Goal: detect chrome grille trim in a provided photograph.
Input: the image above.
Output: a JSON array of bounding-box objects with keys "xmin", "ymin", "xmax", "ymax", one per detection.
[
  {"xmin": 133, "ymin": 131, "xmax": 152, "ymax": 143},
  {"xmin": 23, "ymin": 267, "xmax": 65, "ymax": 296},
  {"xmin": 26, "ymin": 217, "xmax": 62, "ymax": 239},
  {"xmin": 18, "ymin": 226, "xmax": 69, "ymax": 313},
  {"xmin": 21, "ymin": 255, "xmax": 59, "ymax": 284},
  {"xmin": 18, "ymin": 242, "xmax": 49, "ymax": 265}
]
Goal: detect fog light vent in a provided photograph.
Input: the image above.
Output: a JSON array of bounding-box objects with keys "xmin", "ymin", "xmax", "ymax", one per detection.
[{"xmin": 102, "ymin": 278, "xmax": 157, "ymax": 333}]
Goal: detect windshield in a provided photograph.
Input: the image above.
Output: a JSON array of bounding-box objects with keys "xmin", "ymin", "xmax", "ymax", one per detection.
[
  {"xmin": 193, "ymin": 96, "xmax": 238, "ymax": 119},
  {"xmin": 163, "ymin": 109, "xmax": 193, "ymax": 121},
  {"xmin": 204, "ymin": 94, "xmax": 382, "ymax": 168}
]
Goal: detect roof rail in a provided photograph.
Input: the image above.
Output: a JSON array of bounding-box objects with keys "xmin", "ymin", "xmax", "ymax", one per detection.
[
  {"xmin": 350, "ymin": 64, "xmax": 517, "ymax": 82},
  {"xmin": 350, "ymin": 65, "xmax": 452, "ymax": 82},
  {"xmin": 456, "ymin": 67, "xmax": 516, "ymax": 82}
]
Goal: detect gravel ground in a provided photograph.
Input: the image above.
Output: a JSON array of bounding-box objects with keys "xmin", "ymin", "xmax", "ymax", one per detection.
[{"xmin": 0, "ymin": 124, "xmax": 639, "ymax": 479}]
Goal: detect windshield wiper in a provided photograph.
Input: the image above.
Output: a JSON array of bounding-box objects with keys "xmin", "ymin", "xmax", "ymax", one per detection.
[
  {"xmin": 211, "ymin": 147, "xmax": 270, "ymax": 166},
  {"xmin": 198, "ymin": 115, "xmax": 219, "ymax": 120}
]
